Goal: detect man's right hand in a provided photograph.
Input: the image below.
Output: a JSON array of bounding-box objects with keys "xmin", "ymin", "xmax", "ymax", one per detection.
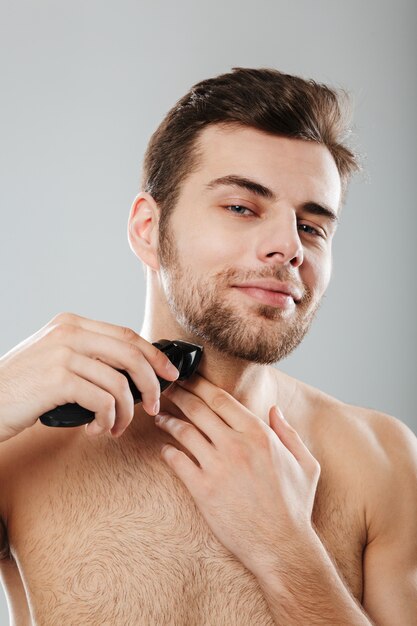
[{"xmin": 0, "ymin": 312, "xmax": 180, "ymax": 442}]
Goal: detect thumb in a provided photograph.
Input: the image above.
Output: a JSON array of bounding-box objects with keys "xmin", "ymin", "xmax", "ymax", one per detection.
[
  {"xmin": 269, "ymin": 405, "xmax": 313, "ymax": 466},
  {"xmin": 269, "ymin": 405, "xmax": 287, "ymax": 433}
]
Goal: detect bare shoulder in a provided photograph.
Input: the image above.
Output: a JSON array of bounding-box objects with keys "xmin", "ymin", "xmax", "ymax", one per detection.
[
  {"xmin": 291, "ymin": 375, "xmax": 417, "ymax": 541},
  {"xmin": 290, "ymin": 374, "xmax": 416, "ymax": 459},
  {"xmin": 295, "ymin": 384, "xmax": 417, "ymax": 622},
  {"xmin": 0, "ymin": 420, "xmax": 81, "ymax": 524},
  {"xmin": 346, "ymin": 403, "xmax": 417, "ymax": 543},
  {"xmin": 0, "ymin": 422, "xmax": 81, "ymax": 624}
]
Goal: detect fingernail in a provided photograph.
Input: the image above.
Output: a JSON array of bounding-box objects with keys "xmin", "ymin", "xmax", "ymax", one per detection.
[
  {"xmin": 153, "ymin": 400, "xmax": 160, "ymax": 415},
  {"xmin": 89, "ymin": 422, "xmax": 107, "ymax": 435},
  {"xmin": 155, "ymin": 412, "xmax": 170, "ymax": 424},
  {"xmin": 274, "ymin": 406, "xmax": 287, "ymax": 421},
  {"xmin": 166, "ymin": 362, "xmax": 180, "ymax": 379}
]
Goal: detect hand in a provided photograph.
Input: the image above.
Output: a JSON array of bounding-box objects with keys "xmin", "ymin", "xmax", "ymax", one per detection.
[
  {"xmin": 0, "ymin": 312, "xmax": 179, "ymax": 442},
  {"xmin": 156, "ymin": 373, "xmax": 321, "ymax": 578}
]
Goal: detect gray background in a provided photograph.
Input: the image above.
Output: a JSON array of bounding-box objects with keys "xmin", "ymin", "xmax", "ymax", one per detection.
[{"xmin": 0, "ymin": 0, "xmax": 416, "ymax": 621}]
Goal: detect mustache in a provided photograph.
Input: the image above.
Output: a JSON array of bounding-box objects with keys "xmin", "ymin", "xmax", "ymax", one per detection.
[{"xmin": 219, "ymin": 267, "xmax": 308, "ymax": 300}]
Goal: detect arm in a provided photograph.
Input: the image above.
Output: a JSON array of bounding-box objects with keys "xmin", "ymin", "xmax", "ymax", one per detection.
[
  {"xmin": 361, "ymin": 414, "xmax": 417, "ymax": 625},
  {"xmin": 255, "ymin": 413, "xmax": 417, "ymax": 626},
  {"xmin": 0, "ymin": 555, "xmax": 32, "ymax": 626},
  {"xmin": 255, "ymin": 526, "xmax": 373, "ymax": 625},
  {"xmin": 0, "ymin": 435, "xmax": 33, "ymax": 626}
]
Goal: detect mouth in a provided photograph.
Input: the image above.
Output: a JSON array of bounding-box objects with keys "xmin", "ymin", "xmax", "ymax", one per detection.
[{"xmin": 231, "ymin": 286, "xmax": 296, "ymax": 309}]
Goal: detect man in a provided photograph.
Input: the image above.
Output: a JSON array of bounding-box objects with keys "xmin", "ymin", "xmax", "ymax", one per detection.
[{"xmin": 0, "ymin": 67, "xmax": 416, "ymax": 625}]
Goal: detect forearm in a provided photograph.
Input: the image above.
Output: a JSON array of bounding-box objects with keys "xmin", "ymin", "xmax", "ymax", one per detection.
[{"xmin": 253, "ymin": 527, "xmax": 373, "ymax": 626}]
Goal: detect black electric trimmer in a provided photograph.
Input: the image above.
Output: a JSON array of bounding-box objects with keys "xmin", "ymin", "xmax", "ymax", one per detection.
[{"xmin": 39, "ymin": 339, "xmax": 203, "ymax": 427}]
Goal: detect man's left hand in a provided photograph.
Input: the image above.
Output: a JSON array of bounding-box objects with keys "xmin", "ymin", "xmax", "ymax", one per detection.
[{"xmin": 156, "ymin": 373, "xmax": 321, "ymax": 577}]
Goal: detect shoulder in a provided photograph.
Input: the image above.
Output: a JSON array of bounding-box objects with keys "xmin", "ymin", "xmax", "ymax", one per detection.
[
  {"xmin": 289, "ymin": 372, "xmax": 416, "ymax": 461},
  {"xmin": 294, "ymin": 377, "xmax": 417, "ymax": 540},
  {"xmin": 0, "ymin": 420, "xmax": 83, "ymax": 523},
  {"xmin": 0, "ymin": 420, "xmax": 87, "ymax": 566},
  {"xmin": 353, "ymin": 407, "xmax": 417, "ymax": 542}
]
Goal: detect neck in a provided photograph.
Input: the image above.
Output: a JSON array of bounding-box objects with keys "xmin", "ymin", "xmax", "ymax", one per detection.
[{"xmin": 139, "ymin": 286, "xmax": 294, "ymax": 423}]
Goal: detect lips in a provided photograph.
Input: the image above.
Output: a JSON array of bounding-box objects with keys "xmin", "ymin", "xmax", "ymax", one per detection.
[
  {"xmin": 231, "ymin": 280, "xmax": 302, "ymax": 303},
  {"xmin": 233, "ymin": 286, "xmax": 295, "ymax": 308}
]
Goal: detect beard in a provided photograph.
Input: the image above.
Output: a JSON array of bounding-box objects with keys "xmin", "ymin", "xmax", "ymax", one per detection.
[{"xmin": 157, "ymin": 222, "xmax": 323, "ymax": 365}]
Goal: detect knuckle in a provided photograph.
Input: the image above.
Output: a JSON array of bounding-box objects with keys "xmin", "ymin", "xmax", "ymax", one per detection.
[
  {"xmin": 54, "ymin": 345, "xmax": 74, "ymax": 365},
  {"xmin": 126, "ymin": 341, "xmax": 143, "ymax": 362},
  {"xmin": 249, "ymin": 428, "xmax": 272, "ymax": 453},
  {"xmin": 211, "ymin": 391, "xmax": 230, "ymax": 412},
  {"xmin": 116, "ymin": 373, "xmax": 131, "ymax": 396},
  {"xmin": 253, "ymin": 428, "xmax": 272, "ymax": 450},
  {"xmin": 50, "ymin": 312, "xmax": 76, "ymax": 325},
  {"xmin": 175, "ymin": 420, "xmax": 193, "ymax": 436},
  {"xmin": 124, "ymin": 412, "xmax": 135, "ymax": 427},
  {"xmin": 54, "ymin": 366, "xmax": 71, "ymax": 388},
  {"xmin": 248, "ymin": 418, "xmax": 268, "ymax": 438},
  {"xmin": 127, "ymin": 399, "xmax": 135, "ymax": 417},
  {"xmin": 187, "ymin": 398, "xmax": 203, "ymax": 414},
  {"xmin": 118, "ymin": 404, "xmax": 134, "ymax": 429},
  {"xmin": 103, "ymin": 394, "xmax": 116, "ymax": 414},
  {"xmin": 130, "ymin": 367, "xmax": 159, "ymax": 401},
  {"xmin": 142, "ymin": 384, "xmax": 159, "ymax": 406},
  {"xmin": 49, "ymin": 322, "xmax": 76, "ymax": 341},
  {"xmin": 153, "ymin": 346, "xmax": 169, "ymax": 368},
  {"xmin": 124, "ymin": 346, "xmax": 148, "ymax": 376},
  {"xmin": 228, "ymin": 436, "xmax": 249, "ymax": 462},
  {"xmin": 121, "ymin": 325, "xmax": 139, "ymax": 343},
  {"xmin": 132, "ymin": 362, "xmax": 159, "ymax": 395},
  {"xmin": 286, "ymin": 424, "xmax": 299, "ymax": 438}
]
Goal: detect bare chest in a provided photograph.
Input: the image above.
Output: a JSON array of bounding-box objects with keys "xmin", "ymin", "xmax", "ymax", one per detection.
[{"xmin": 8, "ymin": 431, "xmax": 366, "ymax": 626}]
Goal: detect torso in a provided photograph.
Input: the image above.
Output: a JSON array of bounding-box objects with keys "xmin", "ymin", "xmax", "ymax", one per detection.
[{"xmin": 0, "ymin": 372, "xmax": 370, "ymax": 625}]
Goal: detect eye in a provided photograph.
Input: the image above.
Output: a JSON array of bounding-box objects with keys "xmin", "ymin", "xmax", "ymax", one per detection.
[
  {"xmin": 223, "ymin": 206, "xmax": 326, "ymax": 238},
  {"xmin": 224, "ymin": 205, "xmax": 255, "ymax": 217},
  {"xmin": 298, "ymin": 223, "xmax": 325, "ymax": 238}
]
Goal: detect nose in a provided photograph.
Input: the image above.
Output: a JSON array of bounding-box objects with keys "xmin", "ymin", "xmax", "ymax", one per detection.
[{"xmin": 257, "ymin": 212, "xmax": 304, "ymax": 268}]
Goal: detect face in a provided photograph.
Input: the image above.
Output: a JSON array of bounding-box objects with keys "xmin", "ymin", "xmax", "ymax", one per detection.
[{"xmin": 157, "ymin": 124, "xmax": 341, "ymax": 364}]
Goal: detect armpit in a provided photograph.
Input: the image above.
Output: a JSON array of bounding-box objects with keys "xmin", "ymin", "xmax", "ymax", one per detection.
[{"xmin": 0, "ymin": 517, "xmax": 11, "ymax": 561}]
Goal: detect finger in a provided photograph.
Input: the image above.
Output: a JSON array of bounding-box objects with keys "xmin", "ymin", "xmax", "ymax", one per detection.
[
  {"xmin": 160, "ymin": 443, "xmax": 202, "ymax": 495},
  {"xmin": 155, "ymin": 412, "xmax": 215, "ymax": 469},
  {"xmin": 269, "ymin": 406, "xmax": 315, "ymax": 466},
  {"xmin": 176, "ymin": 374, "xmax": 260, "ymax": 432},
  {"xmin": 163, "ymin": 384, "xmax": 231, "ymax": 445},
  {"xmin": 63, "ymin": 351, "xmax": 135, "ymax": 437},
  {"xmin": 56, "ymin": 370, "xmax": 117, "ymax": 435},
  {"xmin": 48, "ymin": 323, "xmax": 174, "ymax": 416},
  {"xmin": 47, "ymin": 312, "xmax": 180, "ymax": 379}
]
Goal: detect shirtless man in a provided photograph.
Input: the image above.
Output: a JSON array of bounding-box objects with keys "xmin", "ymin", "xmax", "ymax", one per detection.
[{"xmin": 0, "ymin": 67, "xmax": 416, "ymax": 626}]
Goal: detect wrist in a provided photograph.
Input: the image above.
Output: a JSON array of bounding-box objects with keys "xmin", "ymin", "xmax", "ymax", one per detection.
[{"xmin": 248, "ymin": 522, "xmax": 319, "ymax": 585}]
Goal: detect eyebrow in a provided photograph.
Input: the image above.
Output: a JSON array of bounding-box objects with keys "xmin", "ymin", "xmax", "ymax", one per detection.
[{"xmin": 204, "ymin": 174, "xmax": 339, "ymax": 225}]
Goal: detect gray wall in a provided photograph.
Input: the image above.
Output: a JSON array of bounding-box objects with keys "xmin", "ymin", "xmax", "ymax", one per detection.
[{"xmin": 0, "ymin": 0, "xmax": 416, "ymax": 621}]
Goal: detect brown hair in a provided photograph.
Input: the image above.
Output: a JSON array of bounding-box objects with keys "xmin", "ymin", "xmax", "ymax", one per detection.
[{"xmin": 140, "ymin": 66, "xmax": 360, "ymax": 235}]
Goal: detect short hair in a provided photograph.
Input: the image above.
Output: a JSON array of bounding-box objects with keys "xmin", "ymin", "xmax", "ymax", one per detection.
[{"xmin": 140, "ymin": 66, "xmax": 360, "ymax": 233}]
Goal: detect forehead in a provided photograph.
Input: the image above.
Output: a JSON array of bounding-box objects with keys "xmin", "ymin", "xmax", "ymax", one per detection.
[{"xmin": 191, "ymin": 123, "xmax": 341, "ymax": 209}]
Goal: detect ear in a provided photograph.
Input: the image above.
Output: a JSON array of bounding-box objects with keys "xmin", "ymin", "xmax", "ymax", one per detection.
[{"xmin": 127, "ymin": 192, "xmax": 160, "ymax": 272}]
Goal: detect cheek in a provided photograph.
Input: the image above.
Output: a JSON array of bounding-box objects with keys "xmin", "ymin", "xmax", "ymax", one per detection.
[
  {"xmin": 302, "ymin": 252, "xmax": 332, "ymax": 295},
  {"xmin": 176, "ymin": 221, "xmax": 242, "ymax": 270}
]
